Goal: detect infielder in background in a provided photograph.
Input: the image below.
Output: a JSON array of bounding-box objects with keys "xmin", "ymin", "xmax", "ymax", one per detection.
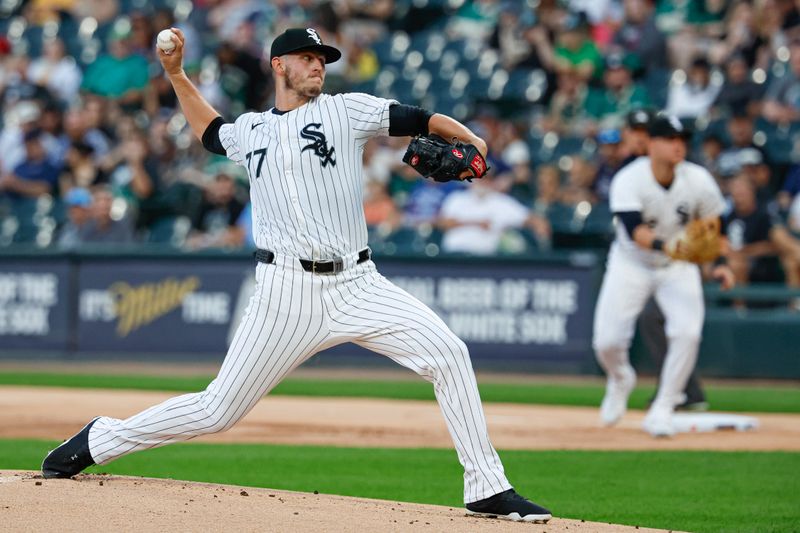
[
  {"xmin": 41, "ymin": 27, "xmax": 551, "ymax": 523},
  {"xmin": 593, "ymin": 113, "xmax": 734, "ymax": 437},
  {"xmin": 621, "ymin": 109, "xmax": 709, "ymax": 411}
]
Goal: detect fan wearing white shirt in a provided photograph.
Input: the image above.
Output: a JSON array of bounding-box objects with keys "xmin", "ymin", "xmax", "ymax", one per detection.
[{"xmin": 438, "ymin": 176, "xmax": 549, "ymax": 255}]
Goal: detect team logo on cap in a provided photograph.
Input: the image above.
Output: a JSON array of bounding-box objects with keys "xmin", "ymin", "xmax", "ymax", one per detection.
[
  {"xmin": 306, "ymin": 28, "xmax": 322, "ymax": 45},
  {"xmin": 668, "ymin": 115, "xmax": 683, "ymax": 131}
]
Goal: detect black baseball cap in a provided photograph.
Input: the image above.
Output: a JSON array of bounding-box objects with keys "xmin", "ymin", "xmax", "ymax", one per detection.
[
  {"xmin": 270, "ymin": 28, "xmax": 341, "ymax": 64},
  {"xmin": 626, "ymin": 108, "xmax": 653, "ymax": 129},
  {"xmin": 648, "ymin": 113, "xmax": 692, "ymax": 139}
]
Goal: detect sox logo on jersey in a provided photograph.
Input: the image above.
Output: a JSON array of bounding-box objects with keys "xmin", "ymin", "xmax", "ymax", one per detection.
[{"xmin": 300, "ymin": 123, "xmax": 336, "ymax": 167}]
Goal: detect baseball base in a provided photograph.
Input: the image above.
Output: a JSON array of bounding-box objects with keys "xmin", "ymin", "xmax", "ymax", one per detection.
[{"xmin": 672, "ymin": 413, "xmax": 759, "ymax": 433}]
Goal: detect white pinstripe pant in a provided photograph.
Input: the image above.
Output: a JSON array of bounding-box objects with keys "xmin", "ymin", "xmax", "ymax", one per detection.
[{"xmin": 88, "ymin": 258, "xmax": 512, "ymax": 503}]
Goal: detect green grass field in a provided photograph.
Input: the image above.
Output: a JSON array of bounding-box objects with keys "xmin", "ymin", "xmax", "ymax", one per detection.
[
  {"xmin": 1, "ymin": 371, "xmax": 798, "ymax": 532},
  {"xmin": 1, "ymin": 371, "xmax": 798, "ymax": 413},
  {"xmin": 4, "ymin": 440, "xmax": 797, "ymax": 533}
]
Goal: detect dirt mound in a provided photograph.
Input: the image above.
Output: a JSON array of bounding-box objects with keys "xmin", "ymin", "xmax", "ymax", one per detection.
[{"xmin": 0, "ymin": 470, "xmax": 676, "ymax": 532}]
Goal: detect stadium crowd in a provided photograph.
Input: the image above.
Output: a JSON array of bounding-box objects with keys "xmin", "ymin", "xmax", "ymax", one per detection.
[{"xmin": 2, "ymin": 0, "xmax": 800, "ymax": 291}]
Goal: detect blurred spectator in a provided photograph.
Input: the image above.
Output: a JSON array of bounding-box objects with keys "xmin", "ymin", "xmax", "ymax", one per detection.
[
  {"xmin": 560, "ymin": 155, "xmax": 597, "ymax": 205},
  {"xmin": 0, "ymin": 129, "xmax": 60, "ymax": 199},
  {"xmin": 762, "ymin": 40, "xmax": 800, "ymax": 124},
  {"xmin": 697, "ymin": 133, "xmax": 725, "ymax": 179},
  {"xmin": 80, "ymin": 22, "xmax": 149, "ymax": 108},
  {"xmin": 60, "ymin": 141, "xmax": 103, "ymax": 191},
  {"xmin": 234, "ymin": 202, "xmax": 255, "ymax": 250},
  {"xmin": 99, "ymin": 128, "xmax": 158, "ymax": 208},
  {"xmin": 724, "ymin": 175, "xmax": 800, "ymax": 288},
  {"xmin": 708, "ymin": 1, "xmax": 769, "ymax": 68},
  {"xmin": 401, "ymin": 179, "xmax": 463, "ymax": 228},
  {"xmin": 585, "ymin": 52, "xmax": 649, "ymax": 123},
  {"xmin": 0, "ymin": 100, "xmax": 56, "ymax": 174},
  {"xmin": 717, "ymin": 112, "xmax": 766, "ymax": 181},
  {"xmin": 56, "ymin": 187, "xmax": 93, "ymax": 249},
  {"xmin": 489, "ymin": 2, "xmax": 538, "ymax": 70},
  {"xmin": 737, "ymin": 148, "xmax": 774, "ymax": 202},
  {"xmin": 778, "ymin": 161, "xmax": 800, "ymax": 211},
  {"xmin": 539, "ymin": 70, "xmax": 589, "ymax": 135},
  {"xmin": 364, "ymin": 179, "xmax": 400, "ymax": 231},
  {"xmin": 671, "ymin": 0, "xmax": 729, "ymax": 70},
  {"xmin": 26, "ymin": 38, "xmax": 82, "ymax": 105},
  {"xmin": 789, "ymin": 192, "xmax": 800, "ymax": 232},
  {"xmin": 184, "ymin": 171, "xmax": 247, "ymax": 250},
  {"xmin": 712, "ymin": 53, "xmax": 765, "ymax": 117},
  {"xmin": 553, "ymin": 11, "xmax": 603, "ymax": 83},
  {"xmin": 619, "ymin": 107, "xmax": 652, "ymax": 164},
  {"xmin": 216, "ymin": 41, "xmax": 271, "ymax": 115},
  {"xmin": 363, "ymin": 137, "xmax": 406, "ymax": 186},
  {"xmin": 344, "ymin": 38, "xmax": 379, "ymax": 84},
  {"xmin": 593, "ymin": 127, "xmax": 625, "ymax": 203},
  {"xmin": 665, "ymin": 57, "xmax": 721, "ymax": 119},
  {"xmin": 0, "ymin": 54, "xmax": 51, "ymax": 114},
  {"xmin": 78, "ymin": 185, "xmax": 136, "ymax": 244},
  {"xmin": 438, "ymin": 175, "xmax": 549, "ymax": 255},
  {"xmin": 530, "ymin": 164, "xmax": 568, "ymax": 220},
  {"xmin": 503, "ymin": 133, "xmax": 534, "ymax": 204},
  {"xmin": 613, "ymin": 0, "xmax": 669, "ymax": 76},
  {"xmin": 63, "ymin": 105, "xmax": 111, "ymax": 162}
]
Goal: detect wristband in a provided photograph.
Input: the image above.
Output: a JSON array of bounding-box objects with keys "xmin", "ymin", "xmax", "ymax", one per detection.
[
  {"xmin": 652, "ymin": 239, "xmax": 664, "ymax": 251},
  {"xmin": 714, "ymin": 255, "xmax": 728, "ymax": 267}
]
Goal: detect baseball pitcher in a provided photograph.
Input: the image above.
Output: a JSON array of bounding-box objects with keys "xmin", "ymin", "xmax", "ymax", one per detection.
[{"xmin": 41, "ymin": 27, "xmax": 550, "ymax": 523}]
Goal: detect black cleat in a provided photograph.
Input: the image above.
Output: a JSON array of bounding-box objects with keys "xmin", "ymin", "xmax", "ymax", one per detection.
[
  {"xmin": 41, "ymin": 418, "xmax": 99, "ymax": 479},
  {"xmin": 466, "ymin": 489, "xmax": 552, "ymax": 523}
]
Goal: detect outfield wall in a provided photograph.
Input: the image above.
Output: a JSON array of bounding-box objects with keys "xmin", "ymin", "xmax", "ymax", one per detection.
[{"xmin": 1, "ymin": 249, "xmax": 798, "ymax": 378}]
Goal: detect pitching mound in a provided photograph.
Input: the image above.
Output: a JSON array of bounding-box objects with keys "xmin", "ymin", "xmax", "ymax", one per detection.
[{"xmin": 0, "ymin": 470, "xmax": 676, "ymax": 532}]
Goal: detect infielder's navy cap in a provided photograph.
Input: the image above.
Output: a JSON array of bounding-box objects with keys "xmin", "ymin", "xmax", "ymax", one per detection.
[
  {"xmin": 270, "ymin": 28, "xmax": 341, "ymax": 64},
  {"xmin": 648, "ymin": 113, "xmax": 692, "ymax": 139}
]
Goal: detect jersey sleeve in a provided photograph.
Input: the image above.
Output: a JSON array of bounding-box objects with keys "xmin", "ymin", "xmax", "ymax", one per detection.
[
  {"xmin": 609, "ymin": 167, "xmax": 642, "ymax": 212},
  {"xmin": 218, "ymin": 119, "xmax": 245, "ymax": 165},
  {"xmin": 342, "ymin": 93, "xmax": 398, "ymax": 141},
  {"xmin": 696, "ymin": 167, "xmax": 726, "ymax": 219}
]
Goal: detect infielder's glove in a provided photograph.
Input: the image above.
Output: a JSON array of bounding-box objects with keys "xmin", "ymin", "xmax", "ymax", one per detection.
[
  {"xmin": 664, "ymin": 217, "xmax": 722, "ymax": 263},
  {"xmin": 402, "ymin": 134, "xmax": 490, "ymax": 182}
]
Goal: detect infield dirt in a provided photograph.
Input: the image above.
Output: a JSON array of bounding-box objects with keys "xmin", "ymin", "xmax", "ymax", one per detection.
[
  {"xmin": 0, "ymin": 470, "xmax": 680, "ymax": 532},
  {"xmin": 1, "ymin": 386, "xmax": 798, "ymax": 451}
]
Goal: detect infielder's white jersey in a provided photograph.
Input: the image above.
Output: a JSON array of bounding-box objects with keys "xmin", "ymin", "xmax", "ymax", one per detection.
[
  {"xmin": 609, "ymin": 157, "xmax": 726, "ymax": 267},
  {"xmin": 218, "ymin": 92, "xmax": 397, "ymax": 259}
]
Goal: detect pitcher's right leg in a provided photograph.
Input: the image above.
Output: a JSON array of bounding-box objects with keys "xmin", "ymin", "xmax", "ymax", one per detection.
[{"xmin": 43, "ymin": 263, "xmax": 328, "ymax": 477}]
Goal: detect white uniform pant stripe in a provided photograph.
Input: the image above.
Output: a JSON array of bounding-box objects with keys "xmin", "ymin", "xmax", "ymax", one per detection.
[
  {"xmin": 89, "ymin": 264, "xmax": 326, "ymax": 464},
  {"xmin": 329, "ymin": 270, "xmax": 511, "ymax": 502}
]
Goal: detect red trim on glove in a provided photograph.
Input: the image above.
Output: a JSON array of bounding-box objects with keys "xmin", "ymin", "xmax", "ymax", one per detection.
[{"xmin": 469, "ymin": 153, "xmax": 487, "ymax": 177}]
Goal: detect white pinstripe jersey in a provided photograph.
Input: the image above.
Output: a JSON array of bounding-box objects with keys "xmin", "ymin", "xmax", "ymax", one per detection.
[{"xmin": 218, "ymin": 92, "xmax": 398, "ymax": 259}]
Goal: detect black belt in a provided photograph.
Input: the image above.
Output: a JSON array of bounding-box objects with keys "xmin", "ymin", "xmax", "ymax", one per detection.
[{"xmin": 254, "ymin": 248, "xmax": 371, "ymax": 274}]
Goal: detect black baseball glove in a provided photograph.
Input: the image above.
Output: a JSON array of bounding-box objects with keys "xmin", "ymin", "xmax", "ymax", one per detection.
[{"xmin": 402, "ymin": 134, "xmax": 490, "ymax": 182}]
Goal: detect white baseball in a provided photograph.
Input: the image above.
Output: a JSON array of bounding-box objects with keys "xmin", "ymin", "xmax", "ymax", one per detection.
[{"xmin": 157, "ymin": 29, "xmax": 176, "ymax": 52}]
